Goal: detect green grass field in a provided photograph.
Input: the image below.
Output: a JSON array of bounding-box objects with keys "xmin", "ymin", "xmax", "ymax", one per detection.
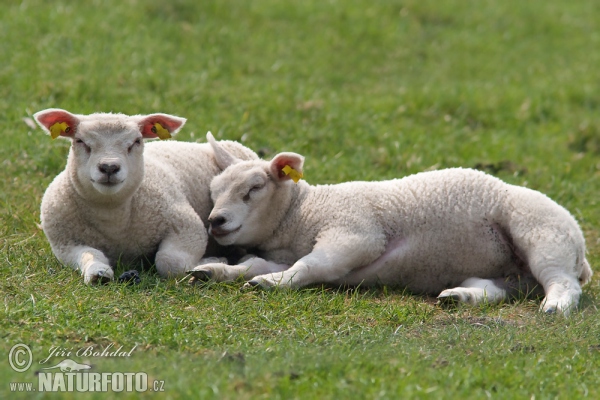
[{"xmin": 2, "ymin": 0, "xmax": 600, "ymax": 398}]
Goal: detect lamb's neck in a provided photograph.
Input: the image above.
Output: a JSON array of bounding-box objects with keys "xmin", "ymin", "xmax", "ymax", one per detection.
[
  {"xmin": 90, "ymin": 204, "xmax": 135, "ymax": 232},
  {"xmin": 260, "ymin": 181, "xmax": 311, "ymax": 248}
]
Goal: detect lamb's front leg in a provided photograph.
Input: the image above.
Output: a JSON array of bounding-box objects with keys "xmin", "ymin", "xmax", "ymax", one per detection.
[
  {"xmin": 62, "ymin": 245, "xmax": 114, "ymax": 284},
  {"xmin": 245, "ymin": 231, "xmax": 385, "ymax": 289},
  {"xmin": 155, "ymin": 224, "xmax": 208, "ymax": 278},
  {"xmin": 188, "ymin": 256, "xmax": 289, "ymax": 283}
]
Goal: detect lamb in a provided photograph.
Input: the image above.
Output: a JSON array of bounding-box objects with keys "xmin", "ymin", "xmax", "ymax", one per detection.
[
  {"xmin": 34, "ymin": 109, "xmax": 257, "ymax": 284},
  {"xmin": 189, "ymin": 132, "xmax": 593, "ymax": 315}
]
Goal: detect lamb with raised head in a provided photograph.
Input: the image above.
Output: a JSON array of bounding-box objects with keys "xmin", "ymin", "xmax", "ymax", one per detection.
[
  {"xmin": 35, "ymin": 109, "xmax": 257, "ymax": 284},
  {"xmin": 189, "ymin": 132, "xmax": 592, "ymax": 315}
]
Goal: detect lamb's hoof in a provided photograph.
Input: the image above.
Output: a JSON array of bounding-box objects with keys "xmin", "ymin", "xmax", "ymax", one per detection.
[
  {"xmin": 91, "ymin": 271, "xmax": 113, "ymax": 285},
  {"xmin": 118, "ymin": 270, "xmax": 141, "ymax": 285},
  {"xmin": 84, "ymin": 264, "xmax": 114, "ymax": 285},
  {"xmin": 540, "ymin": 300, "xmax": 560, "ymax": 315},
  {"xmin": 437, "ymin": 293, "xmax": 461, "ymax": 308},
  {"xmin": 188, "ymin": 269, "xmax": 212, "ymax": 281},
  {"xmin": 242, "ymin": 280, "xmax": 260, "ymax": 290}
]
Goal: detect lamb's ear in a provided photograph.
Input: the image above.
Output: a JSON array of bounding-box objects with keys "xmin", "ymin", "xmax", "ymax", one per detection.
[
  {"xmin": 33, "ymin": 108, "xmax": 80, "ymax": 139},
  {"xmin": 270, "ymin": 152, "xmax": 305, "ymax": 183},
  {"xmin": 207, "ymin": 131, "xmax": 241, "ymax": 170},
  {"xmin": 138, "ymin": 113, "xmax": 186, "ymax": 140}
]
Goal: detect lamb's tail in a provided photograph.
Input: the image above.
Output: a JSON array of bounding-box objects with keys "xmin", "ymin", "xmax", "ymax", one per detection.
[{"xmin": 579, "ymin": 258, "xmax": 593, "ymax": 285}]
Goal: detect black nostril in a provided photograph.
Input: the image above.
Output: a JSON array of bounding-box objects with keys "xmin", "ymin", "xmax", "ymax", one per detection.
[
  {"xmin": 99, "ymin": 163, "xmax": 120, "ymax": 175},
  {"xmin": 209, "ymin": 216, "xmax": 226, "ymax": 228}
]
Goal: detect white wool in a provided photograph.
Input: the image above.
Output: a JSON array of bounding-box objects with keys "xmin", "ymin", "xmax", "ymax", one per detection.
[
  {"xmin": 193, "ymin": 134, "xmax": 593, "ymax": 315},
  {"xmin": 35, "ymin": 109, "xmax": 257, "ymax": 283}
]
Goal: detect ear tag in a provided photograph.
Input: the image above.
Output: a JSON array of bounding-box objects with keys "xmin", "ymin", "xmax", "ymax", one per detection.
[
  {"xmin": 49, "ymin": 122, "xmax": 69, "ymax": 139},
  {"xmin": 282, "ymin": 165, "xmax": 303, "ymax": 183},
  {"xmin": 153, "ymin": 123, "xmax": 171, "ymax": 140}
]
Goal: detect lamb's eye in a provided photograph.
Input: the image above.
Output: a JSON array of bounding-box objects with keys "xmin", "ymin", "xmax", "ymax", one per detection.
[
  {"xmin": 128, "ymin": 138, "xmax": 142, "ymax": 153},
  {"xmin": 75, "ymin": 139, "xmax": 91, "ymax": 154},
  {"xmin": 243, "ymin": 184, "xmax": 264, "ymax": 202}
]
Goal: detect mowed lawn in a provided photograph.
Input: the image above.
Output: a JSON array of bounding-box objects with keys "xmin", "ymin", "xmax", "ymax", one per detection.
[{"xmin": 1, "ymin": 0, "xmax": 600, "ymax": 398}]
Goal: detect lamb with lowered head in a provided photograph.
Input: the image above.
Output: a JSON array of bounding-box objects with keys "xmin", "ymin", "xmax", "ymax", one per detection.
[
  {"xmin": 35, "ymin": 109, "xmax": 257, "ymax": 284},
  {"xmin": 189, "ymin": 132, "xmax": 592, "ymax": 315}
]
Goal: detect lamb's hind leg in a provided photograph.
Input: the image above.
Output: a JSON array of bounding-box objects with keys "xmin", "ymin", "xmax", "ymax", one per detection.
[
  {"xmin": 534, "ymin": 265, "xmax": 583, "ymax": 315},
  {"xmin": 438, "ymin": 277, "xmax": 512, "ymax": 306},
  {"xmin": 519, "ymin": 243, "xmax": 586, "ymax": 316},
  {"xmin": 438, "ymin": 275, "xmax": 543, "ymax": 306}
]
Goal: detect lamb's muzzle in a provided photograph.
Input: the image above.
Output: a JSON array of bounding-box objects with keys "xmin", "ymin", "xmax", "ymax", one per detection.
[
  {"xmin": 208, "ymin": 215, "xmax": 241, "ymax": 238},
  {"xmin": 98, "ymin": 162, "xmax": 120, "ymax": 176},
  {"xmin": 96, "ymin": 162, "xmax": 122, "ymax": 185},
  {"xmin": 208, "ymin": 215, "xmax": 226, "ymax": 228}
]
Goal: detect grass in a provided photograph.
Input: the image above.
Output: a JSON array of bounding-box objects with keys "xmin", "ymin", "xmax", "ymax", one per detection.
[{"xmin": 1, "ymin": 0, "xmax": 600, "ymax": 398}]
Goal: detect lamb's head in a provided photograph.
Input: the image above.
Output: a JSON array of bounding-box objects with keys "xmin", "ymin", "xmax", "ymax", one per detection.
[
  {"xmin": 206, "ymin": 132, "xmax": 304, "ymax": 246},
  {"xmin": 34, "ymin": 108, "xmax": 185, "ymax": 201}
]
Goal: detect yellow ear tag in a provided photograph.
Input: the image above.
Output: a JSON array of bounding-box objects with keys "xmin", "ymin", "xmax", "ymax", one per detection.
[
  {"xmin": 153, "ymin": 123, "xmax": 171, "ymax": 140},
  {"xmin": 49, "ymin": 122, "xmax": 69, "ymax": 139},
  {"xmin": 282, "ymin": 165, "xmax": 303, "ymax": 183}
]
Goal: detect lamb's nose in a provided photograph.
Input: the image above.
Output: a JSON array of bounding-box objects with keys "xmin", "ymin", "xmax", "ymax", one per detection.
[
  {"xmin": 209, "ymin": 215, "xmax": 226, "ymax": 228},
  {"xmin": 98, "ymin": 163, "xmax": 120, "ymax": 175}
]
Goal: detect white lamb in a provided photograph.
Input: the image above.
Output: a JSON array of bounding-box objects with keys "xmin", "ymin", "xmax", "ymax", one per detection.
[
  {"xmin": 34, "ymin": 109, "xmax": 257, "ymax": 284},
  {"xmin": 189, "ymin": 132, "xmax": 593, "ymax": 315}
]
